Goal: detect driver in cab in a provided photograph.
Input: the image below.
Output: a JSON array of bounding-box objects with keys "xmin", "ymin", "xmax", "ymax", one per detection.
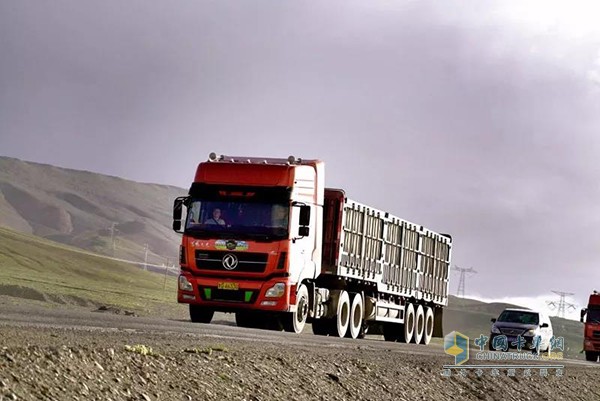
[{"xmin": 205, "ymin": 208, "xmax": 226, "ymax": 226}]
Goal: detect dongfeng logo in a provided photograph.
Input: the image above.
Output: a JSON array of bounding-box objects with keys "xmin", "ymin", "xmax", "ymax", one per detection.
[{"xmin": 222, "ymin": 254, "xmax": 238, "ymax": 270}]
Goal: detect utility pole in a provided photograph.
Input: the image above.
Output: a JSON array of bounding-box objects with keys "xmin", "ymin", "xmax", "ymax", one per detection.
[
  {"xmin": 452, "ymin": 266, "xmax": 477, "ymax": 298},
  {"xmin": 108, "ymin": 222, "xmax": 118, "ymax": 257},
  {"xmin": 143, "ymin": 243, "xmax": 149, "ymax": 271},
  {"xmin": 546, "ymin": 290, "xmax": 577, "ymax": 318}
]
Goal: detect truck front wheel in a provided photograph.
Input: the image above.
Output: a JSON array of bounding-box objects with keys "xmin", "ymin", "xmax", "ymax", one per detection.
[
  {"xmin": 189, "ymin": 305, "xmax": 214, "ymax": 324},
  {"xmin": 586, "ymin": 351, "xmax": 598, "ymax": 362},
  {"xmin": 282, "ymin": 284, "xmax": 309, "ymax": 334}
]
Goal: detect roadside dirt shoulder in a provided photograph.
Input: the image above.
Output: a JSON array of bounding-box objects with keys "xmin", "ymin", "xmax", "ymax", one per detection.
[{"xmin": 1, "ymin": 324, "xmax": 599, "ymax": 401}]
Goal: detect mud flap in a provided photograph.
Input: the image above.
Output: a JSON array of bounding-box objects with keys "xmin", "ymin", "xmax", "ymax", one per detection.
[{"xmin": 433, "ymin": 307, "xmax": 444, "ymax": 338}]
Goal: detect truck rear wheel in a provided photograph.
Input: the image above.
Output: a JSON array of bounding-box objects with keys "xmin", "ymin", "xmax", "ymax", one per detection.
[
  {"xmin": 334, "ymin": 290, "xmax": 350, "ymax": 337},
  {"xmin": 282, "ymin": 284, "xmax": 309, "ymax": 334},
  {"xmin": 346, "ymin": 293, "xmax": 364, "ymax": 339},
  {"xmin": 189, "ymin": 305, "xmax": 214, "ymax": 324},
  {"xmin": 413, "ymin": 305, "xmax": 425, "ymax": 344},
  {"xmin": 421, "ymin": 306, "xmax": 434, "ymax": 345},
  {"xmin": 401, "ymin": 303, "xmax": 415, "ymax": 343},
  {"xmin": 586, "ymin": 351, "xmax": 598, "ymax": 362}
]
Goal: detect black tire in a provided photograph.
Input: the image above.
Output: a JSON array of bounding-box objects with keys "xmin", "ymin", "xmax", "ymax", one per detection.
[
  {"xmin": 586, "ymin": 351, "xmax": 598, "ymax": 362},
  {"xmin": 402, "ymin": 303, "xmax": 415, "ymax": 343},
  {"xmin": 189, "ymin": 305, "xmax": 214, "ymax": 324},
  {"xmin": 346, "ymin": 293, "xmax": 364, "ymax": 339},
  {"xmin": 281, "ymin": 285, "xmax": 309, "ymax": 334},
  {"xmin": 334, "ymin": 290, "xmax": 351, "ymax": 338},
  {"xmin": 421, "ymin": 307, "xmax": 434, "ymax": 345}
]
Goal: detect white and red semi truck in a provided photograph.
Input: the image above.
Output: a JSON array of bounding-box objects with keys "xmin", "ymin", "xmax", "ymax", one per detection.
[{"xmin": 173, "ymin": 153, "xmax": 452, "ymax": 344}]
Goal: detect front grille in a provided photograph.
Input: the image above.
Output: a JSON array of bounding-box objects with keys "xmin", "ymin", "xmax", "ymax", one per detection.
[
  {"xmin": 200, "ymin": 287, "xmax": 257, "ymax": 303},
  {"xmin": 499, "ymin": 328, "xmax": 526, "ymax": 336},
  {"xmin": 195, "ymin": 250, "xmax": 268, "ymax": 273}
]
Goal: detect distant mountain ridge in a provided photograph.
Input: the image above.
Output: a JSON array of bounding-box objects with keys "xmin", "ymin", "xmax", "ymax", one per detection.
[{"xmin": 0, "ymin": 156, "xmax": 187, "ymax": 264}]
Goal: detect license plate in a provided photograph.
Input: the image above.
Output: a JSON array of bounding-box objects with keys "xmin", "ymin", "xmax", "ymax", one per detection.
[{"xmin": 217, "ymin": 282, "xmax": 239, "ymax": 290}]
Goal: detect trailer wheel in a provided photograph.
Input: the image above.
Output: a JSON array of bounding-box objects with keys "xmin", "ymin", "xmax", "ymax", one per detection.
[
  {"xmin": 420, "ymin": 306, "xmax": 433, "ymax": 345},
  {"xmin": 401, "ymin": 303, "xmax": 415, "ymax": 343},
  {"xmin": 189, "ymin": 305, "xmax": 214, "ymax": 324},
  {"xmin": 346, "ymin": 293, "xmax": 364, "ymax": 339},
  {"xmin": 413, "ymin": 305, "xmax": 425, "ymax": 344},
  {"xmin": 586, "ymin": 351, "xmax": 599, "ymax": 362},
  {"xmin": 334, "ymin": 290, "xmax": 350, "ymax": 337},
  {"xmin": 282, "ymin": 284, "xmax": 309, "ymax": 334},
  {"xmin": 420, "ymin": 306, "xmax": 434, "ymax": 345}
]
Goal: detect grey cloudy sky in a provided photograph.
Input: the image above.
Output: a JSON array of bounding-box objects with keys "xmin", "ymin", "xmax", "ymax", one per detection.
[{"xmin": 1, "ymin": 1, "xmax": 599, "ymax": 309}]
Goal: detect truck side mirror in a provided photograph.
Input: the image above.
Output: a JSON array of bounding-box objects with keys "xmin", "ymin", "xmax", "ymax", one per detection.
[
  {"xmin": 299, "ymin": 205, "xmax": 311, "ymax": 226},
  {"xmin": 173, "ymin": 196, "xmax": 187, "ymax": 233},
  {"xmin": 491, "ymin": 318, "xmax": 496, "ymax": 323},
  {"xmin": 541, "ymin": 323, "xmax": 549, "ymax": 328},
  {"xmin": 581, "ymin": 308, "xmax": 587, "ymax": 323},
  {"xmin": 291, "ymin": 203, "xmax": 311, "ymax": 240}
]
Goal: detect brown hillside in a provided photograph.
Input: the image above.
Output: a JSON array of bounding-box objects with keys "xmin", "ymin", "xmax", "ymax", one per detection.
[{"xmin": 0, "ymin": 156, "xmax": 187, "ymax": 264}]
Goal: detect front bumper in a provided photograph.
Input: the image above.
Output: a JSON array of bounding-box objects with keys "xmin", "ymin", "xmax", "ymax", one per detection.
[
  {"xmin": 489, "ymin": 333, "xmax": 539, "ymax": 351},
  {"xmin": 584, "ymin": 339, "xmax": 600, "ymax": 352},
  {"xmin": 177, "ymin": 273, "xmax": 292, "ymax": 313}
]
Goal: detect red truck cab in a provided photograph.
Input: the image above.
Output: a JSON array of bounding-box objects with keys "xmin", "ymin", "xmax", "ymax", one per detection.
[
  {"xmin": 172, "ymin": 154, "xmax": 323, "ymax": 332},
  {"xmin": 581, "ymin": 292, "xmax": 600, "ymax": 362}
]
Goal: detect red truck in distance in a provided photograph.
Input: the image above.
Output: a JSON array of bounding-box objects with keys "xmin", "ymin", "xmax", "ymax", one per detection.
[
  {"xmin": 172, "ymin": 153, "xmax": 452, "ymax": 344},
  {"xmin": 581, "ymin": 291, "xmax": 600, "ymax": 362}
]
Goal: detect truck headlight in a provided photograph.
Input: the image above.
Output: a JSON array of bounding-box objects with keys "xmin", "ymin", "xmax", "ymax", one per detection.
[
  {"xmin": 526, "ymin": 329, "xmax": 537, "ymax": 336},
  {"xmin": 178, "ymin": 275, "xmax": 193, "ymax": 292},
  {"xmin": 265, "ymin": 283, "xmax": 286, "ymax": 298},
  {"xmin": 491, "ymin": 325, "xmax": 500, "ymax": 334}
]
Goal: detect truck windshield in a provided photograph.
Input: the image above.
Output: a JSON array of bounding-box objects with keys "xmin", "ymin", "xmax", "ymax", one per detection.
[
  {"xmin": 587, "ymin": 308, "xmax": 600, "ymax": 324},
  {"xmin": 185, "ymin": 200, "xmax": 289, "ymax": 240},
  {"xmin": 497, "ymin": 310, "xmax": 539, "ymax": 325}
]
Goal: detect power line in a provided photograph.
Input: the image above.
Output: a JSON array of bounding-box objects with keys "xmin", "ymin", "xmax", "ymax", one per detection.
[
  {"xmin": 452, "ymin": 265, "xmax": 477, "ymax": 298},
  {"xmin": 546, "ymin": 290, "xmax": 577, "ymax": 318}
]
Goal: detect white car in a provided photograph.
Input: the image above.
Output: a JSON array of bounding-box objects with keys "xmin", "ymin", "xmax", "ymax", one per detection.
[{"xmin": 490, "ymin": 308, "xmax": 553, "ymax": 352}]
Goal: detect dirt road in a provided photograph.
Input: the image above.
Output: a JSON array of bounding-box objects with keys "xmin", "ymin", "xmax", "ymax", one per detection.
[{"xmin": 0, "ymin": 299, "xmax": 599, "ymax": 401}]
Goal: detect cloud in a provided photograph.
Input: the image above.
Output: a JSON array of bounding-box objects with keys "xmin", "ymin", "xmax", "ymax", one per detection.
[{"xmin": 1, "ymin": 1, "xmax": 600, "ymax": 300}]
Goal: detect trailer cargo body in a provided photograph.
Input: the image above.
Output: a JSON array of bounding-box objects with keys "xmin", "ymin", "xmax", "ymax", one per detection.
[{"xmin": 173, "ymin": 154, "xmax": 451, "ymax": 343}]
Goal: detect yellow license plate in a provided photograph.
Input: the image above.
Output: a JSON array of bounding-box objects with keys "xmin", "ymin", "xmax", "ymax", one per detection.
[{"xmin": 217, "ymin": 282, "xmax": 239, "ymax": 290}]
